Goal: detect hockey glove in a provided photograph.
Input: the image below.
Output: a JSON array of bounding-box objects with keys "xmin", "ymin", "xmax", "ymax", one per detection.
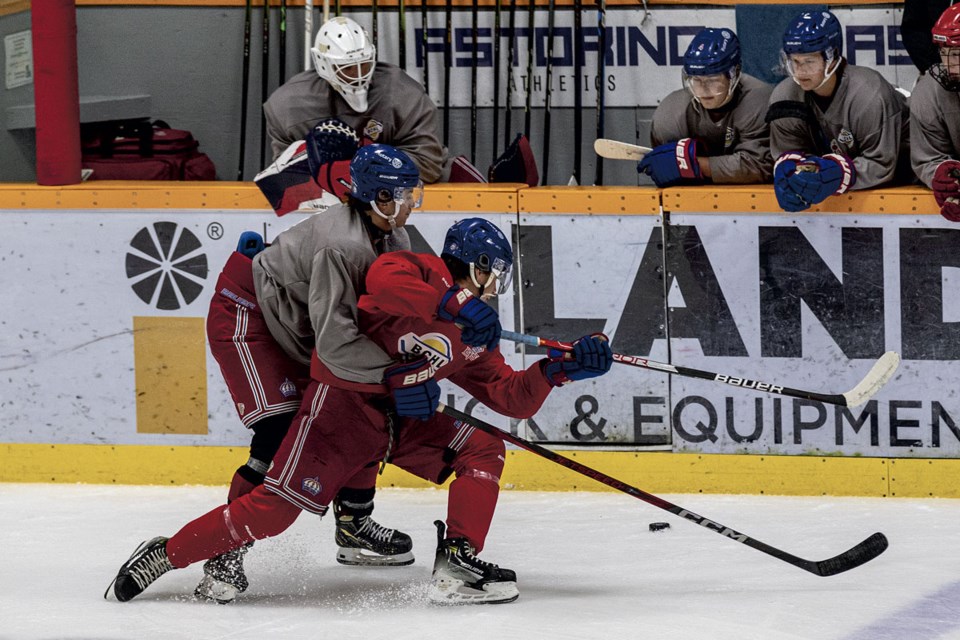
[
  {"xmin": 932, "ymin": 160, "xmax": 960, "ymax": 222},
  {"xmin": 236, "ymin": 231, "xmax": 265, "ymax": 259},
  {"xmin": 384, "ymin": 356, "xmax": 441, "ymax": 421},
  {"xmin": 305, "ymin": 118, "xmax": 360, "ymax": 202},
  {"xmin": 254, "ymin": 140, "xmax": 338, "ymax": 216},
  {"xmin": 438, "ymin": 286, "xmax": 502, "ymax": 351},
  {"xmin": 787, "ymin": 154, "xmax": 856, "ymax": 206},
  {"xmin": 637, "ymin": 138, "xmax": 702, "ymax": 188},
  {"xmin": 542, "ymin": 334, "xmax": 614, "ymax": 387},
  {"xmin": 773, "ymin": 152, "xmax": 812, "ymax": 212}
]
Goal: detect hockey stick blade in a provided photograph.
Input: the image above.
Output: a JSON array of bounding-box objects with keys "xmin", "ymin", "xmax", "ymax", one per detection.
[
  {"xmin": 594, "ymin": 138, "xmax": 651, "ymax": 161},
  {"xmin": 841, "ymin": 351, "xmax": 900, "ymax": 407},
  {"xmin": 438, "ymin": 403, "xmax": 889, "ymax": 577}
]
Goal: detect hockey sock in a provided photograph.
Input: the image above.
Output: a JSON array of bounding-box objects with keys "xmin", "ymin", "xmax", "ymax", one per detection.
[
  {"xmin": 335, "ymin": 486, "xmax": 376, "ymax": 518},
  {"xmin": 445, "ymin": 432, "xmax": 505, "ymax": 552},
  {"xmin": 166, "ymin": 485, "xmax": 300, "ymax": 568},
  {"xmin": 227, "ymin": 412, "xmax": 296, "ymax": 503}
]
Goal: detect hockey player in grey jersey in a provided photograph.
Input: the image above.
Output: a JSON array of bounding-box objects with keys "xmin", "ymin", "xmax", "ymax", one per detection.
[
  {"xmin": 263, "ymin": 16, "xmax": 482, "ymax": 188},
  {"xmin": 768, "ymin": 10, "xmax": 911, "ymax": 212},
  {"xmin": 910, "ymin": 4, "xmax": 960, "ymax": 222},
  {"xmin": 639, "ymin": 28, "xmax": 773, "ymax": 187}
]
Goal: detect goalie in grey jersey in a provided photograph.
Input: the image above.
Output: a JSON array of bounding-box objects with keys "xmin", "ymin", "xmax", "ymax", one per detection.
[
  {"xmin": 767, "ymin": 10, "xmax": 911, "ymax": 212},
  {"xmin": 640, "ymin": 28, "xmax": 773, "ymax": 187},
  {"xmin": 910, "ymin": 4, "xmax": 960, "ymax": 222}
]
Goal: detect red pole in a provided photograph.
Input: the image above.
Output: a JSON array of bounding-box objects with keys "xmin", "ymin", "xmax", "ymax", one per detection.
[{"xmin": 31, "ymin": 0, "xmax": 82, "ymax": 185}]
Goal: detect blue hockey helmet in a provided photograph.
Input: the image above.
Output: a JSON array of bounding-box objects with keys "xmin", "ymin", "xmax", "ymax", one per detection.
[
  {"xmin": 442, "ymin": 218, "xmax": 514, "ymax": 296},
  {"xmin": 683, "ymin": 28, "xmax": 741, "ymax": 77},
  {"xmin": 782, "ymin": 10, "xmax": 843, "ymax": 56},
  {"xmin": 349, "ymin": 144, "xmax": 423, "ymax": 225}
]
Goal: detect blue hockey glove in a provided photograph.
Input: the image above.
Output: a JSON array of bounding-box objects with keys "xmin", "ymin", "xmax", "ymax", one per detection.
[
  {"xmin": 637, "ymin": 138, "xmax": 702, "ymax": 188},
  {"xmin": 384, "ymin": 356, "xmax": 441, "ymax": 421},
  {"xmin": 236, "ymin": 231, "xmax": 265, "ymax": 259},
  {"xmin": 437, "ymin": 286, "xmax": 502, "ymax": 351},
  {"xmin": 543, "ymin": 334, "xmax": 614, "ymax": 387},
  {"xmin": 305, "ymin": 118, "xmax": 360, "ymax": 170},
  {"xmin": 773, "ymin": 152, "xmax": 811, "ymax": 212},
  {"xmin": 788, "ymin": 154, "xmax": 856, "ymax": 205}
]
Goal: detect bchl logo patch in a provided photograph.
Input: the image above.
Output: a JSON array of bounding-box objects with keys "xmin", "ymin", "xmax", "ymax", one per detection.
[
  {"xmin": 364, "ymin": 119, "xmax": 383, "ymax": 141},
  {"xmin": 398, "ymin": 332, "xmax": 453, "ymax": 372},
  {"xmin": 302, "ymin": 477, "xmax": 322, "ymax": 496},
  {"xmin": 837, "ymin": 128, "xmax": 854, "ymax": 146},
  {"xmin": 279, "ymin": 378, "xmax": 298, "ymax": 398}
]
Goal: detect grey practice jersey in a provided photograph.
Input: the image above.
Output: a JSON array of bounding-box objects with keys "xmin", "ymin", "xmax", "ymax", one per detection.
[
  {"xmin": 651, "ymin": 74, "xmax": 774, "ymax": 184},
  {"xmin": 252, "ymin": 205, "xmax": 410, "ymax": 384},
  {"xmin": 263, "ymin": 63, "xmax": 446, "ymax": 183},
  {"xmin": 910, "ymin": 73, "xmax": 960, "ymax": 188},
  {"xmin": 768, "ymin": 63, "xmax": 910, "ymax": 190}
]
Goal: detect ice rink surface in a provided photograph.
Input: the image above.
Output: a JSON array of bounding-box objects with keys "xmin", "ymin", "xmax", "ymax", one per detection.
[{"xmin": 3, "ymin": 483, "xmax": 960, "ymax": 640}]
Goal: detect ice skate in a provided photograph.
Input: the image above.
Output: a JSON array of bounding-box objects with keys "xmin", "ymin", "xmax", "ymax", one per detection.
[
  {"xmin": 335, "ymin": 510, "xmax": 414, "ymax": 566},
  {"xmin": 427, "ymin": 520, "xmax": 518, "ymax": 605},
  {"xmin": 105, "ymin": 536, "xmax": 174, "ymax": 602},
  {"xmin": 194, "ymin": 543, "xmax": 252, "ymax": 604}
]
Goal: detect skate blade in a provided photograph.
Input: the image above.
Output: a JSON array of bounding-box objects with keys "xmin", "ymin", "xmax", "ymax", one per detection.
[
  {"xmin": 194, "ymin": 576, "xmax": 241, "ymax": 604},
  {"xmin": 427, "ymin": 577, "xmax": 519, "ymax": 605},
  {"xmin": 336, "ymin": 547, "xmax": 415, "ymax": 567}
]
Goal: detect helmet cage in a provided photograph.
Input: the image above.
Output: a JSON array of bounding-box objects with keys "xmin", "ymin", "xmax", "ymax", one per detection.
[{"xmin": 311, "ymin": 17, "xmax": 377, "ymax": 112}]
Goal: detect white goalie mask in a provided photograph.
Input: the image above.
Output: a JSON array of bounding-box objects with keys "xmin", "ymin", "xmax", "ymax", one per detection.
[{"xmin": 311, "ymin": 17, "xmax": 377, "ymax": 112}]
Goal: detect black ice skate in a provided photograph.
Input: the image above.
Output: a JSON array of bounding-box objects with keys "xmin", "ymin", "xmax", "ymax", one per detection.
[
  {"xmin": 335, "ymin": 510, "xmax": 414, "ymax": 566},
  {"xmin": 105, "ymin": 536, "xmax": 174, "ymax": 602},
  {"xmin": 194, "ymin": 543, "xmax": 252, "ymax": 604},
  {"xmin": 428, "ymin": 520, "xmax": 518, "ymax": 605}
]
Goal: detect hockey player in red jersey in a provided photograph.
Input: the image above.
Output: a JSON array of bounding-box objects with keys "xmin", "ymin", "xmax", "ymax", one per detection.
[{"xmin": 107, "ymin": 218, "xmax": 613, "ymax": 605}]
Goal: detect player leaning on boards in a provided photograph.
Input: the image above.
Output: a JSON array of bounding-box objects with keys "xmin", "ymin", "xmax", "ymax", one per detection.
[
  {"xmin": 107, "ymin": 218, "xmax": 613, "ymax": 605},
  {"xmin": 637, "ymin": 27, "xmax": 773, "ymax": 187},
  {"xmin": 911, "ymin": 4, "xmax": 960, "ymax": 222},
  {"xmin": 263, "ymin": 16, "xmax": 483, "ymax": 195},
  {"xmin": 181, "ymin": 144, "xmax": 422, "ymax": 604},
  {"xmin": 768, "ymin": 10, "xmax": 911, "ymax": 213}
]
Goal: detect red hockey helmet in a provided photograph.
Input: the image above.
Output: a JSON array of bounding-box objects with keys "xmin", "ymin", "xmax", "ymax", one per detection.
[{"xmin": 932, "ymin": 5, "xmax": 960, "ymax": 47}]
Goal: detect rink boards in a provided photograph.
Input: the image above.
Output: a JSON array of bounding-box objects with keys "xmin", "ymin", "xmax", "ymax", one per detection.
[{"xmin": 1, "ymin": 182, "xmax": 957, "ymax": 497}]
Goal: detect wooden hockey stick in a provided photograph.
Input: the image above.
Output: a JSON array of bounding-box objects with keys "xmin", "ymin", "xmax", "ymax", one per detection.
[
  {"xmin": 439, "ymin": 403, "xmax": 889, "ymax": 577},
  {"xmin": 501, "ymin": 330, "xmax": 900, "ymax": 408},
  {"xmin": 593, "ymin": 138, "xmax": 652, "ymax": 161}
]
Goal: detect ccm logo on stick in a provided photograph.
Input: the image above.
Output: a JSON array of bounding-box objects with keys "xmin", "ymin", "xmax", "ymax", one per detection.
[{"xmin": 677, "ymin": 509, "xmax": 748, "ymax": 542}]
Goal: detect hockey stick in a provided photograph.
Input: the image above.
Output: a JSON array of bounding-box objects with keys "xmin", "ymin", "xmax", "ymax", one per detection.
[
  {"xmin": 594, "ymin": 0, "xmax": 606, "ymax": 185},
  {"xmin": 594, "ymin": 138, "xmax": 651, "ymax": 161},
  {"xmin": 541, "ymin": 0, "xmax": 555, "ymax": 185},
  {"xmin": 304, "ymin": 0, "xmax": 313, "ymax": 71},
  {"xmin": 572, "ymin": 0, "xmax": 582, "ymax": 185},
  {"xmin": 443, "ymin": 0, "xmax": 452, "ymax": 146},
  {"xmin": 501, "ymin": 330, "xmax": 900, "ymax": 408},
  {"xmin": 260, "ymin": 0, "xmax": 270, "ymax": 169},
  {"xmin": 503, "ymin": 0, "xmax": 516, "ymax": 150},
  {"xmin": 523, "ymin": 0, "xmax": 534, "ymax": 138},
  {"xmin": 492, "ymin": 0, "xmax": 502, "ymax": 165},
  {"xmin": 438, "ymin": 403, "xmax": 888, "ymax": 577},
  {"xmin": 279, "ymin": 0, "xmax": 286, "ymax": 82},
  {"xmin": 399, "ymin": 0, "xmax": 407, "ymax": 70},
  {"xmin": 372, "ymin": 0, "xmax": 378, "ymax": 56},
  {"xmin": 238, "ymin": 0, "xmax": 253, "ymax": 179},
  {"xmin": 421, "ymin": 0, "xmax": 429, "ymax": 95},
  {"xmin": 470, "ymin": 0, "xmax": 479, "ymax": 164}
]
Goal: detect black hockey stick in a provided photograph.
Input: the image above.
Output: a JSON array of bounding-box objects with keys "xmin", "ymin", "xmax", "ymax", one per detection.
[
  {"xmin": 492, "ymin": 0, "xmax": 502, "ymax": 165},
  {"xmin": 279, "ymin": 0, "xmax": 287, "ymax": 82},
  {"xmin": 501, "ymin": 330, "xmax": 901, "ymax": 408},
  {"xmin": 503, "ymin": 0, "xmax": 516, "ymax": 150},
  {"xmin": 594, "ymin": 0, "xmax": 605, "ymax": 185},
  {"xmin": 372, "ymin": 0, "xmax": 378, "ymax": 54},
  {"xmin": 260, "ymin": 0, "xmax": 270, "ymax": 169},
  {"xmin": 421, "ymin": 0, "xmax": 429, "ymax": 95},
  {"xmin": 572, "ymin": 0, "xmax": 582, "ymax": 185},
  {"xmin": 541, "ymin": 0, "xmax": 555, "ymax": 184},
  {"xmin": 238, "ymin": 0, "xmax": 253, "ymax": 180},
  {"xmin": 439, "ymin": 403, "xmax": 889, "ymax": 577},
  {"xmin": 523, "ymin": 0, "xmax": 534, "ymax": 138},
  {"xmin": 443, "ymin": 0, "xmax": 452, "ymax": 146},
  {"xmin": 399, "ymin": 0, "xmax": 407, "ymax": 70},
  {"xmin": 470, "ymin": 0, "xmax": 479, "ymax": 164}
]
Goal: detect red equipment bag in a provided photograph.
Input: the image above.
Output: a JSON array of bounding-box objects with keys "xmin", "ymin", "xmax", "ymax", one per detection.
[{"xmin": 81, "ymin": 119, "xmax": 217, "ymax": 181}]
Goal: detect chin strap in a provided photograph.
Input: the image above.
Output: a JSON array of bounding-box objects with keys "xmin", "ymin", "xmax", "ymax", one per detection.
[{"xmin": 371, "ymin": 200, "xmax": 398, "ymax": 228}]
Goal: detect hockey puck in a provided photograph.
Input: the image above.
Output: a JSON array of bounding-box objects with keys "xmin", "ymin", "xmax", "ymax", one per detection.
[{"xmin": 649, "ymin": 522, "xmax": 670, "ymax": 532}]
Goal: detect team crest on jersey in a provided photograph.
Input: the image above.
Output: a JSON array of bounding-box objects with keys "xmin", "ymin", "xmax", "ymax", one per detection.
[
  {"xmin": 364, "ymin": 119, "xmax": 384, "ymax": 141},
  {"xmin": 461, "ymin": 345, "xmax": 482, "ymax": 361},
  {"xmin": 301, "ymin": 477, "xmax": 322, "ymax": 496},
  {"xmin": 279, "ymin": 378, "xmax": 297, "ymax": 398},
  {"xmin": 724, "ymin": 126, "xmax": 735, "ymax": 150},
  {"xmin": 398, "ymin": 332, "xmax": 453, "ymax": 372},
  {"xmin": 837, "ymin": 128, "xmax": 854, "ymax": 146}
]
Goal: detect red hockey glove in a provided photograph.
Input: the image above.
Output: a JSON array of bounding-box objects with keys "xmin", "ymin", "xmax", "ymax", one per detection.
[
  {"xmin": 315, "ymin": 158, "xmax": 352, "ymax": 201},
  {"xmin": 933, "ymin": 160, "xmax": 960, "ymax": 222},
  {"xmin": 384, "ymin": 357, "xmax": 441, "ymax": 421}
]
